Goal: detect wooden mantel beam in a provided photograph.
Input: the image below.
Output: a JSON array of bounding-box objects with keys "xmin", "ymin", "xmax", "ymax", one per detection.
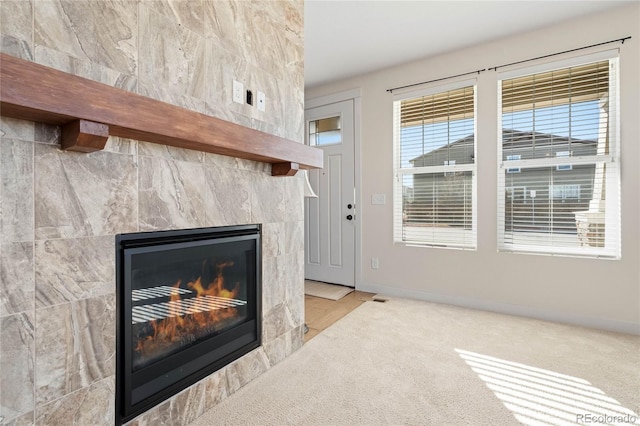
[{"xmin": 0, "ymin": 53, "xmax": 323, "ymax": 174}]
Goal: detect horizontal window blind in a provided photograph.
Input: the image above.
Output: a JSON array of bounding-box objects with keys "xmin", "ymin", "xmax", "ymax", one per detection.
[
  {"xmin": 498, "ymin": 58, "xmax": 620, "ymax": 258},
  {"xmin": 502, "ymin": 61, "xmax": 609, "ymax": 112},
  {"xmin": 394, "ymin": 85, "xmax": 476, "ymax": 249},
  {"xmin": 401, "ymin": 86, "xmax": 475, "ymax": 126}
]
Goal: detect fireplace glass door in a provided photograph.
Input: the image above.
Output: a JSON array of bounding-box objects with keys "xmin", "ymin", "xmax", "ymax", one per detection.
[{"xmin": 116, "ymin": 225, "xmax": 261, "ymax": 424}]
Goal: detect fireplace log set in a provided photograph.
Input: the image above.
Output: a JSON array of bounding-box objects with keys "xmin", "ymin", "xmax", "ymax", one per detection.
[{"xmin": 131, "ymin": 279, "xmax": 248, "ymax": 370}]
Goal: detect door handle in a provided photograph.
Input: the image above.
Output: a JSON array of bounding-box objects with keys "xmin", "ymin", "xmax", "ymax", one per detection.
[
  {"xmin": 346, "ymin": 214, "xmax": 353, "ymax": 221},
  {"xmin": 347, "ymin": 203, "xmax": 353, "ymax": 209}
]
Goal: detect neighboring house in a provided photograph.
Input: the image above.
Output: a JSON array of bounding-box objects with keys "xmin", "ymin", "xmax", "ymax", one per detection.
[{"xmin": 407, "ymin": 129, "xmax": 597, "ymax": 233}]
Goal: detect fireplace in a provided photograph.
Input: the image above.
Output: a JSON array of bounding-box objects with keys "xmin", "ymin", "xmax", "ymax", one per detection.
[{"xmin": 115, "ymin": 225, "xmax": 262, "ymax": 424}]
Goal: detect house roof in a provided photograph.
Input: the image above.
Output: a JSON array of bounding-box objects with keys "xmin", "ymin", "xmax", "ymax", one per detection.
[{"xmin": 410, "ymin": 129, "xmax": 597, "ymax": 165}]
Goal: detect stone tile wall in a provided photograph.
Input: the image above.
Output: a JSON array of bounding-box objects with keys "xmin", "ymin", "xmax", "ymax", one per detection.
[{"xmin": 0, "ymin": 1, "xmax": 305, "ymax": 425}]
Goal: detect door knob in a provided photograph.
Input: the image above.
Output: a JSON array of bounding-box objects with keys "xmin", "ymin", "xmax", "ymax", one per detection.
[
  {"xmin": 347, "ymin": 203, "xmax": 353, "ymax": 209},
  {"xmin": 346, "ymin": 214, "xmax": 353, "ymax": 221}
]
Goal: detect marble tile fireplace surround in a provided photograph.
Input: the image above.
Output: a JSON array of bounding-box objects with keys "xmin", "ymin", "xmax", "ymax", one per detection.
[
  {"xmin": 1, "ymin": 116, "xmax": 307, "ymax": 425},
  {"xmin": 1, "ymin": 1, "xmax": 310, "ymax": 423}
]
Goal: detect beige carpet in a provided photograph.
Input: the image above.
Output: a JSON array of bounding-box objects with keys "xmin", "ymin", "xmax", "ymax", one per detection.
[
  {"xmin": 190, "ymin": 297, "xmax": 640, "ymax": 426},
  {"xmin": 304, "ymin": 280, "xmax": 354, "ymax": 300}
]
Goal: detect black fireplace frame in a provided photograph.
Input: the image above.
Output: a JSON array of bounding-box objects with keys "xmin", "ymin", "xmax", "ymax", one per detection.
[{"xmin": 115, "ymin": 225, "xmax": 261, "ymax": 425}]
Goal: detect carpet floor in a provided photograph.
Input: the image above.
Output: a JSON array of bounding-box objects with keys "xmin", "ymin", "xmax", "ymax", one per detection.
[{"xmin": 190, "ymin": 297, "xmax": 640, "ymax": 426}]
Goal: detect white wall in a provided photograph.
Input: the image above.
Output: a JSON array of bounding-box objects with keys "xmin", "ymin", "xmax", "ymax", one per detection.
[{"xmin": 305, "ymin": 4, "xmax": 640, "ymax": 334}]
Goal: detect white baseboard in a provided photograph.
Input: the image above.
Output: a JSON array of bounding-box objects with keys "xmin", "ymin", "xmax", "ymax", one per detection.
[{"xmin": 357, "ymin": 282, "xmax": 640, "ymax": 336}]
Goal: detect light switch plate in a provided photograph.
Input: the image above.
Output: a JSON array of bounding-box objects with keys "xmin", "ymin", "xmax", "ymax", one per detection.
[
  {"xmin": 371, "ymin": 258, "xmax": 379, "ymax": 269},
  {"xmin": 232, "ymin": 80, "xmax": 244, "ymax": 104},
  {"xmin": 371, "ymin": 194, "xmax": 386, "ymax": 205}
]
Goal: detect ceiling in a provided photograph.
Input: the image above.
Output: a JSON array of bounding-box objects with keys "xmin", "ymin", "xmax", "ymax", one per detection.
[{"xmin": 304, "ymin": 0, "xmax": 633, "ymax": 89}]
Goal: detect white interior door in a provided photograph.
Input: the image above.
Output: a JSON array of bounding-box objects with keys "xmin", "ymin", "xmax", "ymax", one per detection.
[{"xmin": 304, "ymin": 99, "xmax": 355, "ymax": 287}]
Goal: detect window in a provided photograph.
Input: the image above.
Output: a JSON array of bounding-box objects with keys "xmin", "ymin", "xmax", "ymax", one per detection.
[
  {"xmin": 309, "ymin": 116, "xmax": 341, "ymax": 146},
  {"xmin": 506, "ymin": 155, "xmax": 521, "ymax": 173},
  {"xmin": 498, "ymin": 53, "xmax": 620, "ymax": 258},
  {"xmin": 551, "ymin": 184, "xmax": 581, "ymax": 200},
  {"xmin": 393, "ymin": 83, "xmax": 476, "ymax": 249}
]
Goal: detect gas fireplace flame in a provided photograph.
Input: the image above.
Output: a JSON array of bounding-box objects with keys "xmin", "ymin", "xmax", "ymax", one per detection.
[
  {"xmin": 134, "ymin": 261, "xmax": 243, "ymax": 360},
  {"xmin": 188, "ymin": 261, "xmax": 240, "ymax": 299}
]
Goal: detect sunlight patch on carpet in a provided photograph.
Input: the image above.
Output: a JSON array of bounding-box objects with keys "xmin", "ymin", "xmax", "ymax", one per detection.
[{"xmin": 456, "ymin": 349, "xmax": 639, "ymax": 426}]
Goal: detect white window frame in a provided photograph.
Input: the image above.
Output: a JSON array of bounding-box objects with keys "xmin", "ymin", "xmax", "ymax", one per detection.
[
  {"xmin": 497, "ymin": 50, "xmax": 621, "ymax": 258},
  {"xmin": 393, "ymin": 80, "xmax": 478, "ymax": 249}
]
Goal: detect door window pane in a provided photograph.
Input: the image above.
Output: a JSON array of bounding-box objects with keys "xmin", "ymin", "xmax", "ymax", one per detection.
[{"xmin": 309, "ymin": 116, "xmax": 341, "ymax": 146}]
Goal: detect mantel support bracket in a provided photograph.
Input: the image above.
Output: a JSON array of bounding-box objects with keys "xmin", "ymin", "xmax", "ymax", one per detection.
[
  {"xmin": 62, "ymin": 119, "xmax": 109, "ymax": 152},
  {"xmin": 272, "ymin": 162, "xmax": 300, "ymax": 176}
]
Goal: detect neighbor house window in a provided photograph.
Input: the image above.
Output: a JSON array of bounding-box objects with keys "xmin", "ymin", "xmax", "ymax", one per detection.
[
  {"xmin": 393, "ymin": 83, "xmax": 476, "ymax": 249},
  {"xmin": 498, "ymin": 53, "xmax": 620, "ymax": 258}
]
